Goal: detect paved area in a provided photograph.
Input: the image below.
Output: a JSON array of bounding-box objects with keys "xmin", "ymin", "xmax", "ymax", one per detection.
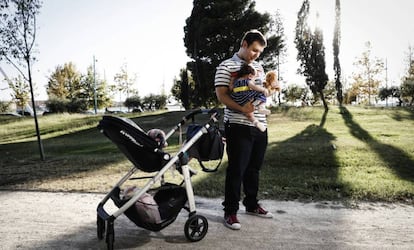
[{"xmin": 1, "ymin": 190, "xmax": 413, "ymax": 249}]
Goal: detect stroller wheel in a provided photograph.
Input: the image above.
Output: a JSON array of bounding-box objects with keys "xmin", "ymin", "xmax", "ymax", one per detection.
[
  {"xmin": 97, "ymin": 215, "xmax": 105, "ymax": 240},
  {"xmin": 184, "ymin": 214, "xmax": 208, "ymax": 242}
]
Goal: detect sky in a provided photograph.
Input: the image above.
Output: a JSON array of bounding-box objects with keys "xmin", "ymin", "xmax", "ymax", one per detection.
[{"xmin": 1, "ymin": 0, "xmax": 414, "ymax": 102}]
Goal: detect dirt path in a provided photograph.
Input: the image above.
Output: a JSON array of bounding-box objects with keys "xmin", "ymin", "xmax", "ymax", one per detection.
[{"xmin": 1, "ymin": 190, "xmax": 413, "ymax": 249}]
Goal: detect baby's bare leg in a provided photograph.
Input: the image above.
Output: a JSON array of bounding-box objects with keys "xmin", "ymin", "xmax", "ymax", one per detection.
[{"xmin": 245, "ymin": 112, "xmax": 266, "ymax": 132}]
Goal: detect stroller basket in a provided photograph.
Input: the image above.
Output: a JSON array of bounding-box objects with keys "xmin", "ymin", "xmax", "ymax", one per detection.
[
  {"xmin": 98, "ymin": 116, "xmax": 170, "ymax": 172},
  {"xmin": 111, "ymin": 183, "xmax": 187, "ymax": 232}
]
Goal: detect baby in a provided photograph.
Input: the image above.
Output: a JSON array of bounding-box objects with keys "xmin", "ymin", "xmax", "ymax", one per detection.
[
  {"xmin": 147, "ymin": 128, "xmax": 168, "ymax": 148},
  {"xmin": 230, "ymin": 63, "xmax": 279, "ymax": 131}
]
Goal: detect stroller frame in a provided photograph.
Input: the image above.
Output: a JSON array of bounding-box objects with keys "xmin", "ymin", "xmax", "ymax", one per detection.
[{"xmin": 97, "ymin": 109, "xmax": 220, "ymax": 249}]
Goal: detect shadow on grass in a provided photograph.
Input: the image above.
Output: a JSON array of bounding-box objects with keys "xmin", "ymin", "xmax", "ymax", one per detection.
[
  {"xmin": 262, "ymin": 121, "xmax": 343, "ymax": 200},
  {"xmin": 193, "ymin": 109, "xmax": 346, "ymax": 201},
  {"xmin": 340, "ymin": 107, "xmax": 414, "ymax": 181},
  {"xmin": 0, "ymin": 126, "xmax": 121, "ymax": 187},
  {"xmin": 388, "ymin": 107, "xmax": 414, "ymax": 121},
  {"xmin": 0, "ymin": 111, "xmax": 190, "ymax": 188}
]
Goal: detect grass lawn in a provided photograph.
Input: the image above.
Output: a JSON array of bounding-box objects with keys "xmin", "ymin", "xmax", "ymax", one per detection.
[{"xmin": 1, "ymin": 106, "xmax": 413, "ymax": 204}]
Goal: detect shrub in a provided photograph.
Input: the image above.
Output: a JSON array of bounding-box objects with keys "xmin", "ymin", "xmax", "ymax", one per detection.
[
  {"xmin": 0, "ymin": 101, "xmax": 11, "ymax": 112},
  {"xmin": 46, "ymin": 98, "xmax": 68, "ymax": 113}
]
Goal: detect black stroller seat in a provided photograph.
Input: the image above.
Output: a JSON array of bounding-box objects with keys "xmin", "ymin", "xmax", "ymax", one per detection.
[{"xmin": 98, "ymin": 116, "xmax": 170, "ymax": 172}]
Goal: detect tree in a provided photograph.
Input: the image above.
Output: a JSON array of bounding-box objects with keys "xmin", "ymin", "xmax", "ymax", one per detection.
[
  {"xmin": 282, "ymin": 84, "xmax": 308, "ymax": 105},
  {"xmin": 124, "ymin": 95, "xmax": 142, "ymax": 111},
  {"xmin": 400, "ymin": 45, "xmax": 414, "ymax": 106},
  {"xmin": 46, "ymin": 62, "xmax": 88, "ymax": 113},
  {"xmin": 267, "ymin": 11, "xmax": 286, "ymax": 106},
  {"xmin": 112, "ymin": 63, "xmax": 137, "ymax": 108},
  {"xmin": 401, "ymin": 79, "xmax": 414, "ymax": 106},
  {"xmin": 0, "ymin": 0, "xmax": 44, "ymax": 160},
  {"xmin": 378, "ymin": 86, "xmax": 402, "ymax": 106},
  {"xmin": 46, "ymin": 62, "xmax": 111, "ymax": 112},
  {"xmin": 323, "ymin": 80, "xmax": 338, "ymax": 104},
  {"xmin": 171, "ymin": 68, "xmax": 193, "ymax": 109},
  {"xmin": 9, "ymin": 75, "xmax": 29, "ymax": 113},
  {"xmin": 47, "ymin": 62, "xmax": 82, "ymax": 100},
  {"xmin": 142, "ymin": 94, "xmax": 167, "ymax": 111},
  {"xmin": 310, "ymin": 27, "xmax": 329, "ymax": 109},
  {"xmin": 0, "ymin": 100, "xmax": 10, "ymax": 112},
  {"xmin": 261, "ymin": 10, "xmax": 286, "ymax": 72},
  {"xmin": 333, "ymin": 0, "xmax": 343, "ymax": 105},
  {"xmin": 351, "ymin": 41, "xmax": 384, "ymax": 105},
  {"xmin": 295, "ymin": 0, "xmax": 329, "ymax": 110},
  {"xmin": 183, "ymin": 0, "xmax": 284, "ymax": 107},
  {"xmin": 81, "ymin": 65, "xmax": 112, "ymax": 109}
]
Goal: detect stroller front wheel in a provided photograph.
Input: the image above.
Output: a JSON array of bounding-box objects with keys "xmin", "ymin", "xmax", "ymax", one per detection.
[{"xmin": 184, "ymin": 214, "xmax": 208, "ymax": 242}]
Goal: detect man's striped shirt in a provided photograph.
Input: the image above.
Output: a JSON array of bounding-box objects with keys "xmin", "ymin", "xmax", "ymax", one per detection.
[{"xmin": 215, "ymin": 53, "xmax": 267, "ymax": 127}]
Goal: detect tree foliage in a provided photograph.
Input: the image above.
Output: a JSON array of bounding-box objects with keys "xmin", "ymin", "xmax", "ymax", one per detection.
[
  {"xmin": 46, "ymin": 62, "xmax": 111, "ymax": 112},
  {"xmin": 47, "ymin": 62, "xmax": 81, "ymax": 99},
  {"xmin": 8, "ymin": 74, "xmax": 29, "ymax": 110},
  {"xmin": 399, "ymin": 46, "xmax": 414, "ymax": 106},
  {"xmin": 171, "ymin": 68, "xmax": 192, "ymax": 109},
  {"xmin": 0, "ymin": 0, "xmax": 40, "ymax": 76},
  {"xmin": 0, "ymin": 100, "xmax": 10, "ymax": 112},
  {"xmin": 183, "ymin": 0, "xmax": 284, "ymax": 107},
  {"xmin": 82, "ymin": 65, "xmax": 112, "ymax": 109},
  {"xmin": 401, "ymin": 60, "xmax": 414, "ymax": 105},
  {"xmin": 112, "ymin": 63, "xmax": 137, "ymax": 102},
  {"xmin": 295, "ymin": 0, "xmax": 329, "ymax": 110},
  {"xmin": 142, "ymin": 94, "xmax": 167, "ymax": 111},
  {"xmin": 378, "ymin": 86, "xmax": 402, "ymax": 106},
  {"xmin": 351, "ymin": 41, "xmax": 384, "ymax": 105},
  {"xmin": 282, "ymin": 84, "xmax": 308, "ymax": 104},
  {"xmin": 124, "ymin": 95, "xmax": 142, "ymax": 111}
]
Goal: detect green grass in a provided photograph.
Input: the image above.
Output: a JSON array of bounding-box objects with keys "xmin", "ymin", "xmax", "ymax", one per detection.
[{"xmin": 1, "ymin": 106, "xmax": 413, "ymax": 204}]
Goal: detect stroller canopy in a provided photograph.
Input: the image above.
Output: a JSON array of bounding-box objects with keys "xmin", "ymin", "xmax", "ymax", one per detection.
[{"xmin": 98, "ymin": 116, "xmax": 168, "ymax": 172}]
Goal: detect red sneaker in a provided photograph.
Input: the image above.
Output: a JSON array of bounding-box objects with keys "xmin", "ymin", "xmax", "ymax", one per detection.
[
  {"xmin": 224, "ymin": 214, "xmax": 241, "ymax": 230},
  {"xmin": 246, "ymin": 204, "xmax": 273, "ymax": 218}
]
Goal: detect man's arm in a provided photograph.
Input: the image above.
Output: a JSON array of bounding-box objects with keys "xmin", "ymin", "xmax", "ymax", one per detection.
[{"xmin": 215, "ymin": 86, "xmax": 254, "ymax": 113}]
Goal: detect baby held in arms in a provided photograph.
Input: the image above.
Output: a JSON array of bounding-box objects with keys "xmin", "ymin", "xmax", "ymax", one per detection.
[{"xmin": 230, "ymin": 63, "xmax": 280, "ymax": 132}]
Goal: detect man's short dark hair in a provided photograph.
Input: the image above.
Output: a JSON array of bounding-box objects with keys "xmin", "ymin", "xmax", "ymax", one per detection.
[{"xmin": 241, "ymin": 29, "xmax": 267, "ymax": 47}]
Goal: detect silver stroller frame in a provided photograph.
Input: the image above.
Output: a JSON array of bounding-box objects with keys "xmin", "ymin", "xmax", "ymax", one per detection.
[{"xmin": 97, "ymin": 109, "xmax": 221, "ymax": 249}]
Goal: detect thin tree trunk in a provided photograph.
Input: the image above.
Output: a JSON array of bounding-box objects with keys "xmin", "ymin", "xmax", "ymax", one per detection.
[
  {"xmin": 319, "ymin": 90, "xmax": 329, "ymax": 111},
  {"xmin": 27, "ymin": 58, "xmax": 45, "ymax": 160}
]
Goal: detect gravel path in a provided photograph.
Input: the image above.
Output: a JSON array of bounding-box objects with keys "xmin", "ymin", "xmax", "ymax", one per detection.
[{"xmin": 1, "ymin": 190, "xmax": 413, "ymax": 249}]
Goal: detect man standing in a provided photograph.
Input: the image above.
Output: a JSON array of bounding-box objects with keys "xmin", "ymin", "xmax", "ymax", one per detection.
[{"xmin": 215, "ymin": 30, "xmax": 274, "ymax": 230}]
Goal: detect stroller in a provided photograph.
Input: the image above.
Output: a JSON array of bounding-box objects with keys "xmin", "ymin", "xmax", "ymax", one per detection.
[{"xmin": 96, "ymin": 109, "xmax": 224, "ymax": 250}]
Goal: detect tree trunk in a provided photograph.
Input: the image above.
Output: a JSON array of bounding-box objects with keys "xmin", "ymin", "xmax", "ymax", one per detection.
[
  {"xmin": 27, "ymin": 58, "xmax": 45, "ymax": 160},
  {"xmin": 319, "ymin": 90, "xmax": 329, "ymax": 111}
]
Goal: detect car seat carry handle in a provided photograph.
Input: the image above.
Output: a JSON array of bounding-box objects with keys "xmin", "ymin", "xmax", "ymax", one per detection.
[{"xmin": 183, "ymin": 108, "xmax": 220, "ymax": 123}]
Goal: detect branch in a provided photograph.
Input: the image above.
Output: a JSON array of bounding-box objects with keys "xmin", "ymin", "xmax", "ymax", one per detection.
[
  {"xmin": 29, "ymin": 14, "xmax": 36, "ymax": 51},
  {"xmin": 3, "ymin": 54, "xmax": 29, "ymax": 82}
]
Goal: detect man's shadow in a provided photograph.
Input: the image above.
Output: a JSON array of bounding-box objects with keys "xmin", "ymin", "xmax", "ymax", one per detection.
[{"xmin": 262, "ymin": 108, "xmax": 342, "ymax": 200}]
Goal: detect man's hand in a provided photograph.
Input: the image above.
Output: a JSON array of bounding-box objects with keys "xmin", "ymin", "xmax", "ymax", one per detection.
[{"xmin": 241, "ymin": 100, "xmax": 254, "ymax": 114}]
